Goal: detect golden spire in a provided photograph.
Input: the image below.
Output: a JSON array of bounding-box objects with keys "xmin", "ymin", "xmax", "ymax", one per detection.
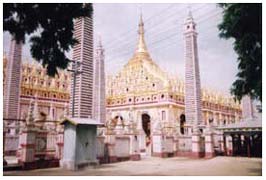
[{"xmin": 135, "ymin": 12, "xmax": 148, "ymax": 54}]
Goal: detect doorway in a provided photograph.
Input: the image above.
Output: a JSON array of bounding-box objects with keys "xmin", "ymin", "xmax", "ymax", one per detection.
[
  {"xmin": 180, "ymin": 114, "xmax": 186, "ymax": 135},
  {"xmin": 141, "ymin": 113, "xmax": 151, "ymax": 155}
]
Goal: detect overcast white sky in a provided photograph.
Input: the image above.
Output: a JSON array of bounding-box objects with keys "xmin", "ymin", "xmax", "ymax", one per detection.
[{"xmin": 3, "ymin": 3, "xmax": 238, "ymax": 96}]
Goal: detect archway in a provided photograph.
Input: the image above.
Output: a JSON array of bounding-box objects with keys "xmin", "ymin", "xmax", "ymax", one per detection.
[
  {"xmin": 141, "ymin": 114, "xmax": 151, "ymax": 155},
  {"xmin": 180, "ymin": 114, "xmax": 186, "ymax": 135}
]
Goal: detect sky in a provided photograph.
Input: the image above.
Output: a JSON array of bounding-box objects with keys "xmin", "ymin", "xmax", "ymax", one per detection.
[{"xmin": 3, "ymin": 3, "xmax": 238, "ymax": 96}]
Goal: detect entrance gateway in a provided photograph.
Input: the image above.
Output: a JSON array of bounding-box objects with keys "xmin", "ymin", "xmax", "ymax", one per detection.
[{"xmin": 141, "ymin": 113, "xmax": 151, "ymax": 156}]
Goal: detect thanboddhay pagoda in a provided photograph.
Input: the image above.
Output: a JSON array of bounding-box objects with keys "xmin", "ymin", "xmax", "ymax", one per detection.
[
  {"xmin": 3, "ymin": 11, "xmax": 261, "ymax": 170},
  {"xmin": 104, "ymin": 13, "xmax": 242, "ymax": 157}
]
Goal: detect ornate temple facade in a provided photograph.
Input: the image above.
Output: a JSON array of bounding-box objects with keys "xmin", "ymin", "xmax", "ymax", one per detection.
[
  {"xmin": 3, "ymin": 54, "xmax": 70, "ymax": 122},
  {"xmin": 3, "ymin": 12, "xmax": 245, "ymax": 162},
  {"xmin": 105, "ymin": 13, "xmax": 242, "ymax": 155}
]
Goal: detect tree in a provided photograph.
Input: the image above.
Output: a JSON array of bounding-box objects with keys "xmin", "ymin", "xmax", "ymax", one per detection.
[
  {"xmin": 4, "ymin": 3, "xmax": 93, "ymax": 76},
  {"xmin": 218, "ymin": 3, "xmax": 262, "ymax": 101}
]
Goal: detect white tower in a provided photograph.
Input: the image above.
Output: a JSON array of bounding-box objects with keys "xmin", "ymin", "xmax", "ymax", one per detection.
[
  {"xmin": 4, "ymin": 39, "xmax": 23, "ymax": 119},
  {"xmin": 92, "ymin": 37, "xmax": 106, "ymax": 124},
  {"xmin": 184, "ymin": 11, "xmax": 203, "ymax": 129},
  {"xmin": 70, "ymin": 16, "xmax": 94, "ymax": 118},
  {"xmin": 184, "ymin": 11, "xmax": 205, "ymax": 157}
]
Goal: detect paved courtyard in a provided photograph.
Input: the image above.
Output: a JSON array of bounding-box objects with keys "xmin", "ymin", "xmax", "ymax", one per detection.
[{"xmin": 4, "ymin": 156, "xmax": 262, "ymax": 176}]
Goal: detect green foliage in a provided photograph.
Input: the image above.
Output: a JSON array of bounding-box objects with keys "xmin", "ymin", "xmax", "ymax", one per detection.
[
  {"xmin": 218, "ymin": 3, "xmax": 262, "ymax": 101},
  {"xmin": 4, "ymin": 3, "xmax": 93, "ymax": 76}
]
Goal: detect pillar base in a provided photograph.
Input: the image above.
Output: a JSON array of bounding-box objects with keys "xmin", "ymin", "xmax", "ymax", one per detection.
[
  {"xmin": 60, "ymin": 160, "xmax": 75, "ymax": 170},
  {"xmin": 226, "ymin": 149, "xmax": 233, "ymax": 156},
  {"xmin": 205, "ymin": 152, "xmax": 215, "ymax": 158},
  {"xmin": 97, "ymin": 156, "xmax": 118, "ymax": 164},
  {"xmin": 152, "ymin": 152, "xmax": 168, "ymax": 158},
  {"xmin": 130, "ymin": 154, "xmax": 141, "ymax": 161},
  {"xmin": 191, "ymin": 151, "xmax": 205, "ymax": 158},
  {"xmin": 109, "ymin": 156, "xmax": 117, "ymax": 163},
  {"xmin": 140, "ymin": 149, "xmax": 146, "ymax": 153},
  {"xmin": 175, "ymin": 151, "xmax": 191, "ymax": 157},
  {"xmin": 176, "ymin": 151, "xmax": 205, "ymax": 158},
  {"xmin": 61, "ymin": 159, "xmax": 98, "ymax": 171}
]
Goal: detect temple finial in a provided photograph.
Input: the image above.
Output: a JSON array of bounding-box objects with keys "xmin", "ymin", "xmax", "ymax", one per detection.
[
  {"xmin": 136, "ymin": 12, "xmax": 148, "ymax": 53},
  {"xmin": 187, "ymin": 5, "xmax": 193, "ymax": 19},
  {"xmin": 140, "ymin": 6, "xmax": 143, "ymax": 24},
  {"xmin": 138, "ymin": 11, "xmax": 144, "ymax": 35}
]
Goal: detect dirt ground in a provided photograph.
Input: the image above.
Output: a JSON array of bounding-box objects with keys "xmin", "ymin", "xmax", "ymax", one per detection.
[{"xmin": 4, "ymin": 156, "xmax": 262, "ymax": 176}]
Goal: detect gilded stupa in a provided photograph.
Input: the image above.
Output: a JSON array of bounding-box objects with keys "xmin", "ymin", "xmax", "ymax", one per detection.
[{"xmin": 105, "ymin": 13, "xmax": 242, "ymax": 154}]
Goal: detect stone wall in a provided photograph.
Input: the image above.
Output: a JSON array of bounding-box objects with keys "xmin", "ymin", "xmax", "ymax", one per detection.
[
  {"xmin": 5, "ymin": 134, "xmax": 19, "ymax": 155},
  {"xmin": 115, "ymin": 136, "xmax": 130, "ymax": 158},
  {"xmin": 178, "ymin": 135, "xmax": 192, "ymax": 152}
]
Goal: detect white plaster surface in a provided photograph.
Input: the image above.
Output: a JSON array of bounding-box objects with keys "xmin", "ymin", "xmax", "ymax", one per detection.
[{"xmin": 115, "ymin": 137, "xmax": 130, "ymax": 157}]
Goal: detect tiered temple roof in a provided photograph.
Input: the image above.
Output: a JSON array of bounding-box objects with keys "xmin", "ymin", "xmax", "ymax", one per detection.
[{"xmin": 106, "ymin": 14, "xmax": 241, "ymax": 113}]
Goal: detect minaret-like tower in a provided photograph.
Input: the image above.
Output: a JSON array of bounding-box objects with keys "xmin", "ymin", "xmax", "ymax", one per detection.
[
  {"xmin": 184, "ymin": 11, "xmax": 203, "ymax": 129},
  {"xmin": 4, "ymin": 39, "xmax": 22, "ymax": 119},
  {"xmin": 92, "ymin": 38, "xmax": 106, "ymax": 124},
  {"xmin": 70, "ymin": 15, "xmax": 94, "ymax": 118}
]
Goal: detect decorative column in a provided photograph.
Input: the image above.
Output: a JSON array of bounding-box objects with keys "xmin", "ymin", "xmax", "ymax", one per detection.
[
  {"xmin": 152, "ymin": 134, "xmax": 166, "ymax": 158},
  {"xmin": 152, "ymin": 121, "xmax": 167, "ymax": 158},
  {"xmin": 217, "ymin": 131, "xmax": 225, "ymax": 155},
  {"xmin": 128, "ymin": 113, "xmax": 140, "ymax": 160},
  {"xmin": 18, "ymin": 100, "xmax": 37, "ymax": 170},
  {"xmin": 184, "ymin": 11, "xmax": 204, "ymax": 158},
  {"xmin": 225, "ymin": 135, "xmax": 233, "ymax": 156},
  {"xmin": 92, "ymin": 37, "xmax": 106, "ymax": 124},
  {"xmin": 56, "ymin": 124, "xmax": 64, "ymax": 160},
  {"xmin": 137, "ymin": 112, "xmax": 145, "ymax": 153},
  {"xmin": 56, "ymin": 103, "xmax": 68, "ymax": 160},
  {"xmin": 4, "ymin": 39, "xmax": 22, "ymax": 120},
  {"xmin": 204, "ymin": 124, "xmax": 215, "ymax": 158}
]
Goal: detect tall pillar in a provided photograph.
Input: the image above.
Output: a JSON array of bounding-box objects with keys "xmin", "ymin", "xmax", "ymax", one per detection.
[
  {"xmin": 70, "ymin": 15, "xmax": 94, "ymax": 118},
  {"xmin": 4, "ymin": 39, "xmax": 22, "ymax": 119},
  {"xmin": 92, "ymin": 37, "xmax": 106, "ymax": 124},
  {"xmin": 184, "ymin": 11, "xmax": 204, "ymax": 157}
]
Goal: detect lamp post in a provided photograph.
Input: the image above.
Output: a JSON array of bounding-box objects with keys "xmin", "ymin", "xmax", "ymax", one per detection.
[{"xmin": 67, "ymin": 60, "xmax": 83, "ymax": 118}]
